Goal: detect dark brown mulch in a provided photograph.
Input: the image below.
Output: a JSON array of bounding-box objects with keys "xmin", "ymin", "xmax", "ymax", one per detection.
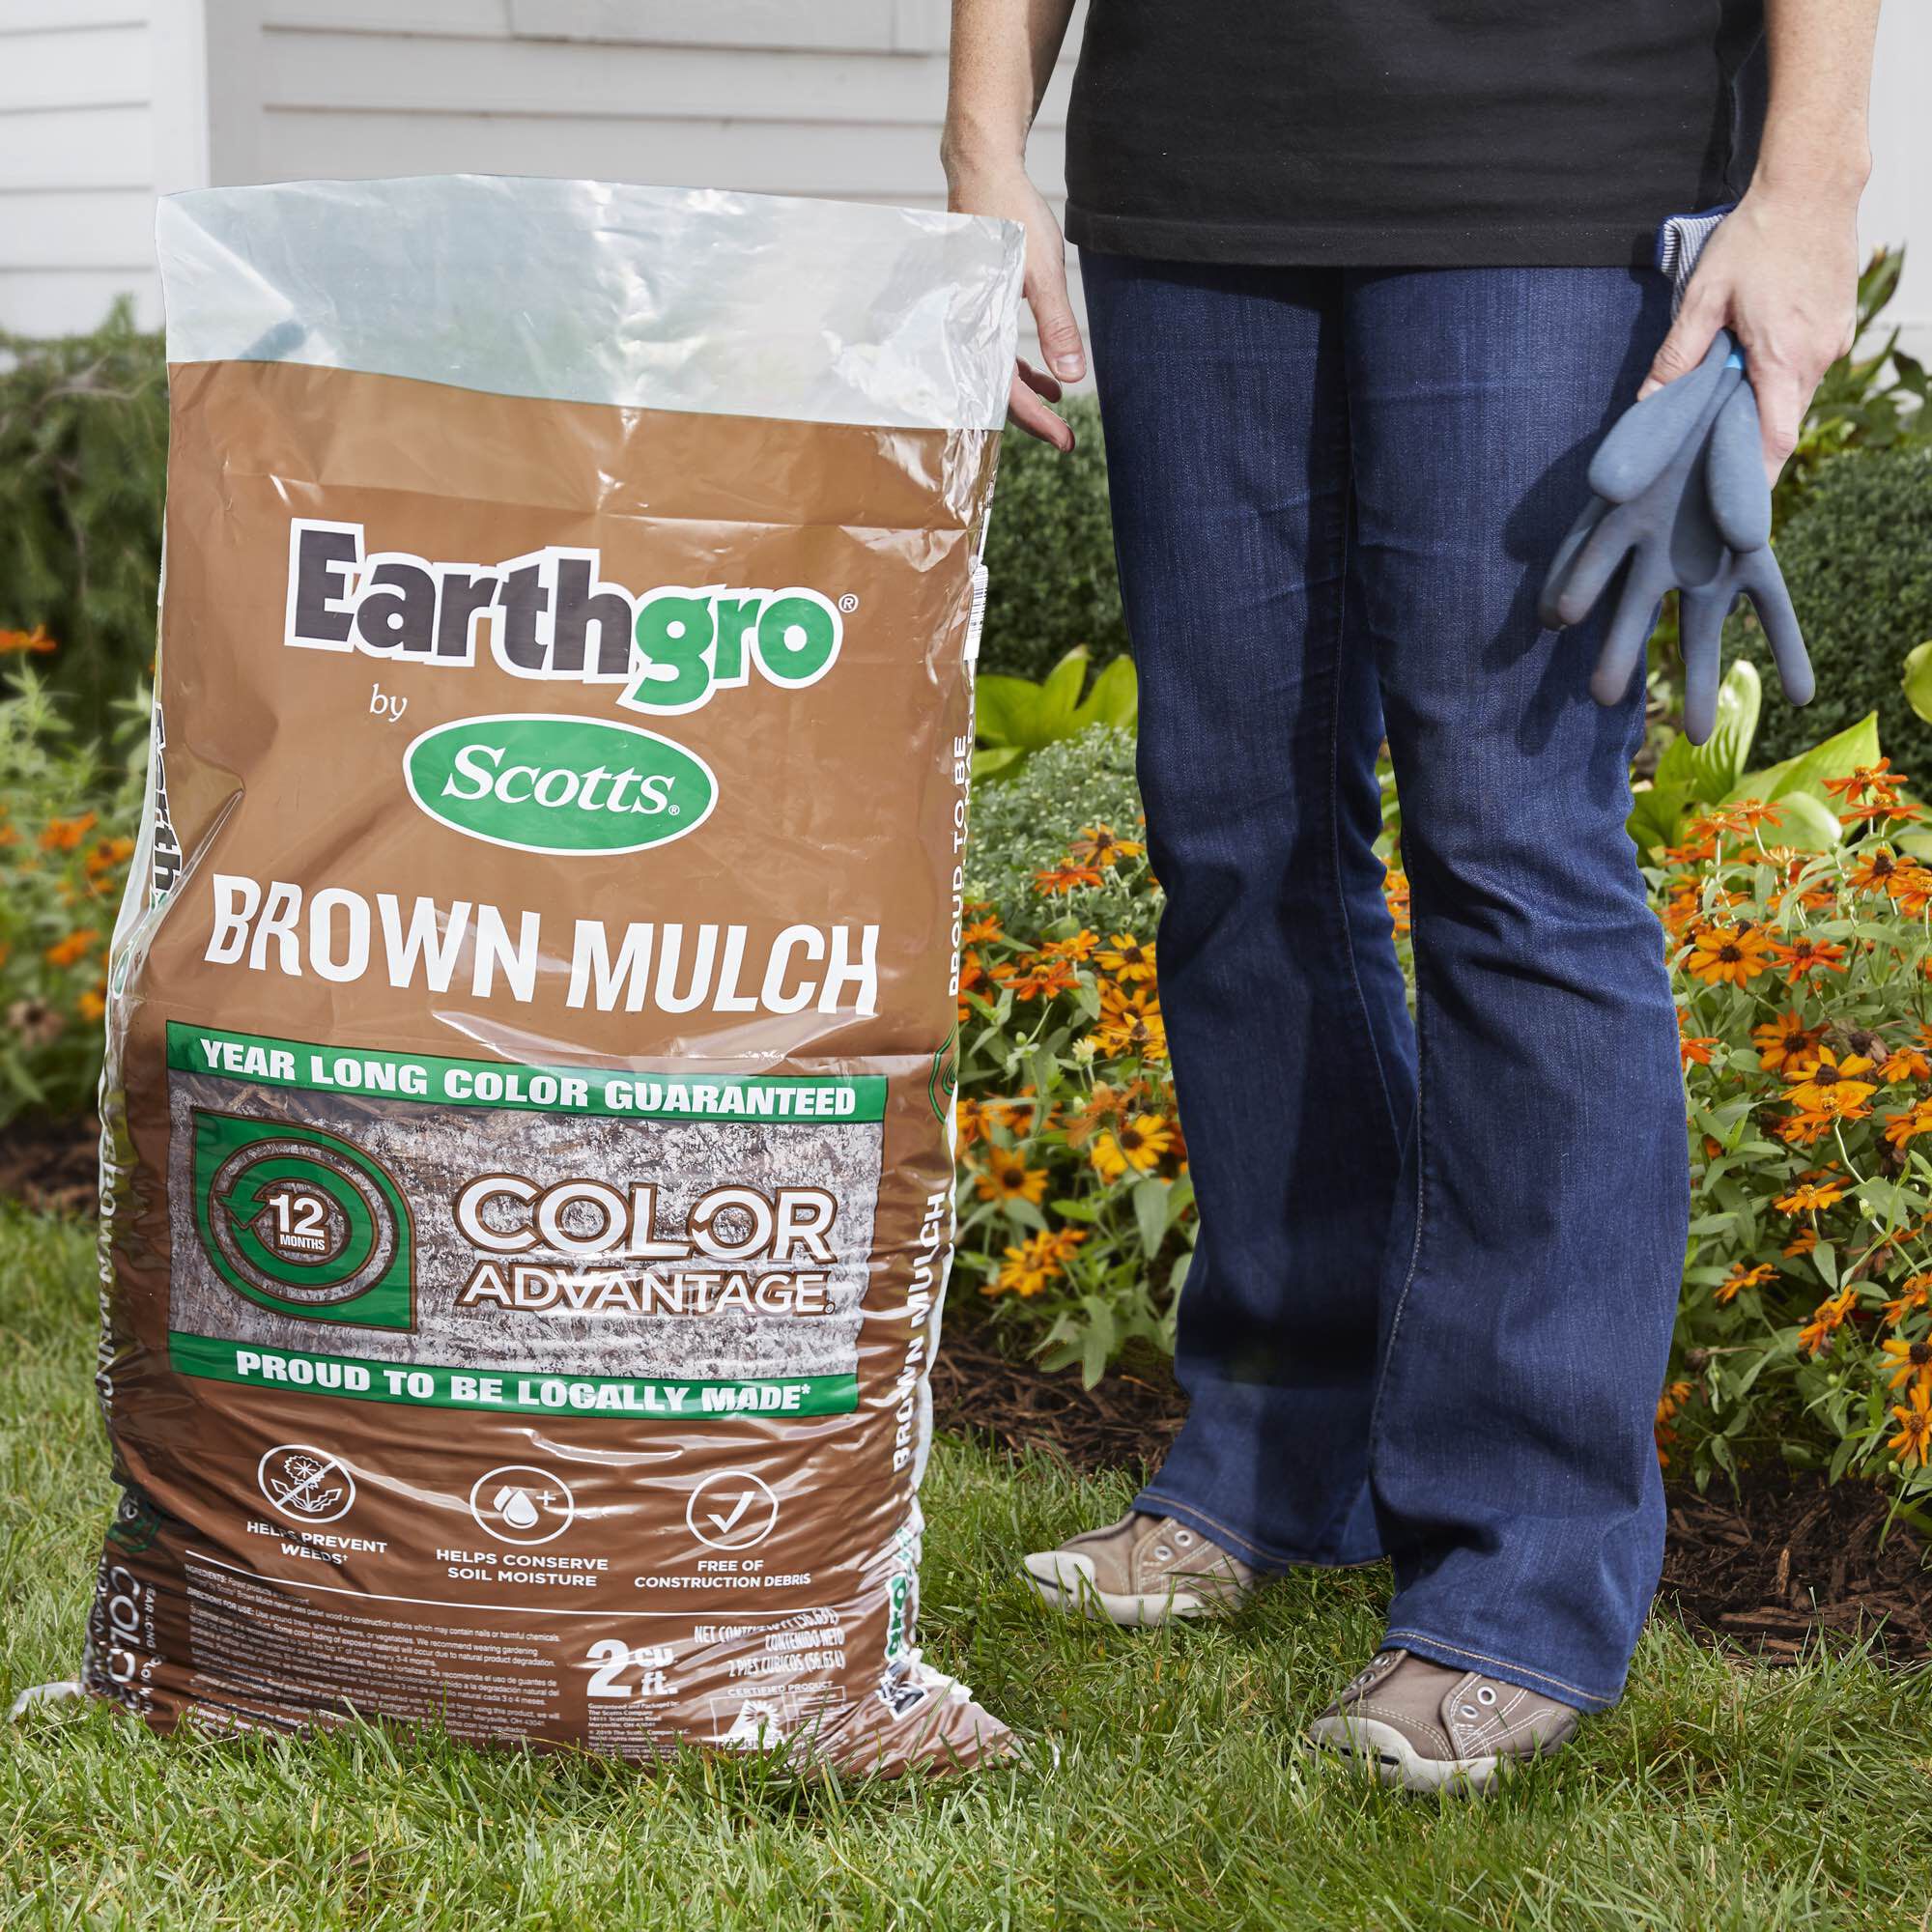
[
  {"xmin": 932, "ymin": 1316, "xmax": 1930, "ymax": 1664},
  {"xmin": 929, "ymin": 1318, "xmax": 1186, "ymax": 1476},
  {"xmin": 0, "ymin": 1110, "xmax": 98, "ymax": 1216},
  {"xmin": 1660, "ymin": 1468, "xmax": 1931, "ymax": 1663}
]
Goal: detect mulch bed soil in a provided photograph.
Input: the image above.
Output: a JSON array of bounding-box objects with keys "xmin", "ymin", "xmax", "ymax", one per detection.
[
  {"xmin": 8, "ymin": 1109, "xmax": 1926, "ymax": 1663},
  {"xmin": 933, "ymin": 1316, "xmax": 1930, "ymax": 1666}
]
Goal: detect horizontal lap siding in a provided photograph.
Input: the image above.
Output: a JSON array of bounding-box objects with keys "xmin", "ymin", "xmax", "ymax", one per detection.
[
  {"xmin": 249, "ymin": 5, "xmax": 1086, "ymax": 370},
  {"xmin": 0, "ymin": 14, "xmax": 156, "ymax": 332}
]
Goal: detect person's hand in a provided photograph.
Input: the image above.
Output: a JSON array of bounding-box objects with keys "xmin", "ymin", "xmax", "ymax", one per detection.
[
  {"xmin": 945, "ymin": 159, "xmax": 1086, "ymax": 449},
  {"xmin": 1638, "ymin": 184, "xmax": 1861, "ymax": 486}
]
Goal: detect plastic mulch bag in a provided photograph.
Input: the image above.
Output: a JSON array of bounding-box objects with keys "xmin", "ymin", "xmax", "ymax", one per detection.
[{"xmin": 75, "ymin": 175, "xmax": 1022, "ymax": 1773}]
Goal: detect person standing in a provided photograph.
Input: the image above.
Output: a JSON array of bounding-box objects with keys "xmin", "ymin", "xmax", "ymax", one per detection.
[{"xmin": 943, "ymin": 0, "xmax": 1880, "ymax": 1791}]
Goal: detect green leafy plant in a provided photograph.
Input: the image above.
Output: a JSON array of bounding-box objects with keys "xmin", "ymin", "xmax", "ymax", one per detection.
[
  {"xmin": 1662, "ymin": 754, "xmax": 1932, "ymax": 1510},
  {"xmin": 956, "ymin": 725, "xmax": 1182, "ymax": 1381},
  {"xmin": 1629, "ymin": 658, "xmax": 1877, "ymax": 864},
  {"xmin": 974, "ymin": 646, "xmax": 1138, "ymax": 782},
  {"xmin": 0, "ymin": 661, "xmax": 146, "ymax": 1124},
  {"xmin": 1741, "ymin": 444, "xmax": 1932, "ymax": 781},
  {"xmin": 0, "ymin": 304, "xmax": 168, "ymax": 737},
  {"xmin": 979, "ymin": 394, "xmax": 1128, "ymax": 681},
  {"xmin": 1772, "ymin": 246, "xmax": 1929, "ymax": 534}
]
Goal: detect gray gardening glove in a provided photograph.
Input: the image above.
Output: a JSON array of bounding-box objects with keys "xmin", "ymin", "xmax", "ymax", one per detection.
[{"xmin": 1539, "ymin": 329, "xmax": 1812, "ymax": 745}]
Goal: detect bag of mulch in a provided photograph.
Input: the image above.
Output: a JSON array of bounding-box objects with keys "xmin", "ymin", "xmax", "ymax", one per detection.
[{"xmin": 76, "ymin": 175, "xmax": 1022, "ymax": 1772}]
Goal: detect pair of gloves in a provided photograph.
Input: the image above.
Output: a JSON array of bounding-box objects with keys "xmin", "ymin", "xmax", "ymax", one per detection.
[{"xmin": 1541, "ymin": 329, "xmax": 1813, "ymax": 745}]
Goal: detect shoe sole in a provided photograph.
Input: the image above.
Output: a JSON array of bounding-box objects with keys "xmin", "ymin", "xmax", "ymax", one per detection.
[
  {"xmin": 1303, "ymin": 1719, "xmax": 1504, "ymax": 1797},
  {"xmin": 1020, "ymin": 1561, "xmax": 1228, "ymax": 1628}
]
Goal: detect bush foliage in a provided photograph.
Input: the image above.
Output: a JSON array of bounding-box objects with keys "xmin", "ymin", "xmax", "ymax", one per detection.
[
  {"xmin": 0, "ymin": 305, "xmax": 167, "ymax": 737},
  {"xmin": 979, "ymin": 395, "xmax": 1128, "ymax": 681},
  {"xmin": 1745, "ymin": 445, "xmax": 1932, "ymax": 781},
  {"xmin": 0, "ymin": 668, "xmax": 145, "ymax": 1124}
]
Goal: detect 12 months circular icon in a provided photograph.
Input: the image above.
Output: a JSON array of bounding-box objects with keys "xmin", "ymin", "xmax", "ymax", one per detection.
[{"xmin": 199, "ymin": 1117, "xmax": 405, "ymax": 1312}]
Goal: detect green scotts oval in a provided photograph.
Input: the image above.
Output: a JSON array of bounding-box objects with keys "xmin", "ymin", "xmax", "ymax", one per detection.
[{"xmin": 404, "ymin": 712, "xmax": 716, "ymax": 854}]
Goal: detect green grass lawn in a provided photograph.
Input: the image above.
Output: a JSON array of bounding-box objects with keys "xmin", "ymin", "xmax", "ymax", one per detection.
[{"xmin": 3, "ymin": 1203, "xmax": 1929, "ymax": 1931}]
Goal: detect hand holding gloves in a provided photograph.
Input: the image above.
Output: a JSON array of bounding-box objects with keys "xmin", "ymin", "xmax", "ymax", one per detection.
[{"xmin": 1539, "ymin": 329, "xmax": 1813, "ymax": 745}]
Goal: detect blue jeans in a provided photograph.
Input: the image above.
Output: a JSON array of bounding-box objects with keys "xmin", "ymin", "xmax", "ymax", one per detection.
[{"xmin": 1081, "ymin": 253, "xmax": 1690, "ymax": 1712}]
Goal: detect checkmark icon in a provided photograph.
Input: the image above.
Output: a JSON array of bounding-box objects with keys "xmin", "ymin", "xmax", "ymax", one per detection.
[{"xmin": 706, "ymin": 1492, "xmax": 756, "ymax": 1536}]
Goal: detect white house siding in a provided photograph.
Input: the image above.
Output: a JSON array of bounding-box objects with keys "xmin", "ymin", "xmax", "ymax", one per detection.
[
  {"xmin": 0, "ymin": 0, "xmax": 1924, "ymax": 368},
  {"xmin": 0, "ymin": 0, "xmax": 161, "ymax": 335}
]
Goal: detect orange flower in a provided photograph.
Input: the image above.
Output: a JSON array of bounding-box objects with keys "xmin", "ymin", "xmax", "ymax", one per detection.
[
  {"xmin": 39, "ymin": 812, "xmax": 98, "ymax": 853},
  {"xmin": 1884, "ymin": 1275, "xmax": 1932, "ymax": 1327},
  {"xmin": 1685, "ymin": 922, "xmax": 1775, "ymax": 987},
  {"xmin": 1883, "ymin": 1096, "xmax": 1932, "ymax": 1150},
  {"xmin": 1774, "ymin": 1178, "xmax": 1846, "ymax": 1214},
  {"xmin": 43, "ymin": 927, "xmax": 99, "ymax": 969},
  {"xmin": 1042, "ymin": 928, "xmax": 1100, "ymax": 962},
  {"xmin": 1798, "ymin": 1288, "xmax": 1859, "ymax": 1356},
  {"xmin": 961, "ymin": 911, "xmax": 1003, "ymax": 945},
  {"xmin": 1034, "ymin": 862, "xmax": 1104, "ymax": 896},
  {"xmin": 1824, "ymin": 759, "xmax": 1908, "ymax": 805},
  {"xmin": 1752, "ymin": 1010, "xmax": 1823, "ymax": 1074},
  {"xmin": 1888, "ymin": 1380, "xmax": 1932, "ymax": 1468},
  {"xmin": 0, "ymin": 624, "xmax": 56, "ymax": 655},
  {"xmin": 1845, "ymin": 847, "xmax": 1903, "ymax": 895},
  {"xmin": 1716, "ymin": 1261, "xmax": 1776, "ymax": 1305},
  {"xmin": 1085, "ymin": 985, "xmax": 1168, "ymax": 1063},
  {"xmin": 1766, "ymin": 935, "xmax": 1847, "ymax": 984},
  {"xmin": 1383, "ymin": 867, "xmax": 1412, "ymax": 936},
  {"xmin": 1009, "ymin": 954, "xmax": 1080, "ymax": 1002},
  {"xmin": 1883, "ymin": 1041, "xmax": 1932, "ymax": 1084},
  {"xmin": 1783, "ymin": 1226, "xmax": 1819, "ymax": 1259},
  {"xmin": 77, "ymin": 985, "xmax": 106, "ymax": 1022}
]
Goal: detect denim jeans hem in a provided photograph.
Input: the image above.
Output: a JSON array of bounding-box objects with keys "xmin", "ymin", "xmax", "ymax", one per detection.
[
  {"xmin": 1382, "ymin": 1627, "xmax": 1620, "ymax": 1714},
  {"xmin": 1136, "ymin": 1487, "xmax": 1387, "ymax": 1574}
]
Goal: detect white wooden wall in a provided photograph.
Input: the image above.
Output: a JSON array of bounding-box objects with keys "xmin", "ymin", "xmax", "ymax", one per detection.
[{"xmin": 0, "ymin": 0, "xmax": 1925, "ymax": 369}]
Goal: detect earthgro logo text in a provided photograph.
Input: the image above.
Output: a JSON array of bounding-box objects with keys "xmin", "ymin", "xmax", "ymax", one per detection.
[
  {"xmin": 283, "ymin": 518, "xmax": 844, "ymax": 853},
  {"xmin": 284, "ymin": 520, "xmax": 845, "ymax": 714}
]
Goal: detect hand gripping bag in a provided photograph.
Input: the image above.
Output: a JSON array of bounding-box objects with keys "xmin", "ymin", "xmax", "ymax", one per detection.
[{"xmin": 79, "ymin": 176, "xmax": 1024, "ymax": 1773}]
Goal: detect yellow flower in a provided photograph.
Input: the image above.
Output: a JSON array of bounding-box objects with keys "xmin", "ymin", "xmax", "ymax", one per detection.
[
  {"xmin": 974, "ymin": 1145, "xmax": 1048, "ymax": 1207},
  {"xmin": 1067, "ymin": 824, "xmax": 1145, "ymax": 867},
  {"xmin": 1042, "ymin": 928, "xmax": 1100, "ymax": 962},
  {"xmin": 1095, "ymin": 932, "xmax": 1156, "ymax": 983},
  {"xmin": 1686, "ymin": 923, "xmax": 1776, "ymax": 987},
  {"xmin": 1879, "ymin": 1335, "xmax": 1932, "ymax": 1392},
  {"xmin": 1888, "ymin": 1381, "xmax": 1932, "ymax": 1468},
  {"xmin": 1783, "ymin": 1046, "xmax": 1878, "ymax": 1119},
  {"xmin": 1089, "ymin": 1132, "xmax": 1129, "ymax": 1182},
  {"xmin": 1753, "ymin": 1010, "xmax": 1823, "ymax": 1074}
]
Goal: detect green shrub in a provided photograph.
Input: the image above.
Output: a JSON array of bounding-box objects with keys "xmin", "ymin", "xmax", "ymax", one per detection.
[
  {"xmin": 964, "ymin": 724, "xmax": 1141, "ymax": 927},
  {"xmin": 1744, "ymin": 445, "xmax": 1932, "ymax": 780},
  {"xmin": 0, "ymin": 304, "xmax": 167, "ymax": 737},
  {"xmin": 980, "ymin": 395, "xmax": 1128, "ymax": 680},
  {"xmin": 0, "ymin": 668, "xmax": 146, "ymax": 1124}
]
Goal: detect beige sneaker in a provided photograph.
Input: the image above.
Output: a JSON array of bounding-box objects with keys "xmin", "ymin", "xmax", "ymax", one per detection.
[
  {"xmin": 1021, "ymin": 1510, "xmax": 1257, "ymax": 1625},
  {"xmin": 1304, "ymin": 1648, "xmax": 1580, "ymax": 1795}
]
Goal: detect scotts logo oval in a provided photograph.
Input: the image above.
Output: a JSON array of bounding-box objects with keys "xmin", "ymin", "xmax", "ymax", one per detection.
[{"xmin": 403, "ymin": 713, "xmax": 717, "ymax": 855}]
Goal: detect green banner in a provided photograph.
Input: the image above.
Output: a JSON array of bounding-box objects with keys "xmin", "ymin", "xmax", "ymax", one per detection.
[
  {"xmin": 166, "ymin": 1022, "xmax": 885, "ymax": 1123},
  {"xmin": 169, "ymin": 1331, "xmax": 859, "ymax": 1418}
]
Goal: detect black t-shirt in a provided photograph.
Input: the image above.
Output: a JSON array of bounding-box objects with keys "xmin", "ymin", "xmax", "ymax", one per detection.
[{"xmin": 1065, "ymin": 2, "xmax": 1766, "ymax": 268}]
